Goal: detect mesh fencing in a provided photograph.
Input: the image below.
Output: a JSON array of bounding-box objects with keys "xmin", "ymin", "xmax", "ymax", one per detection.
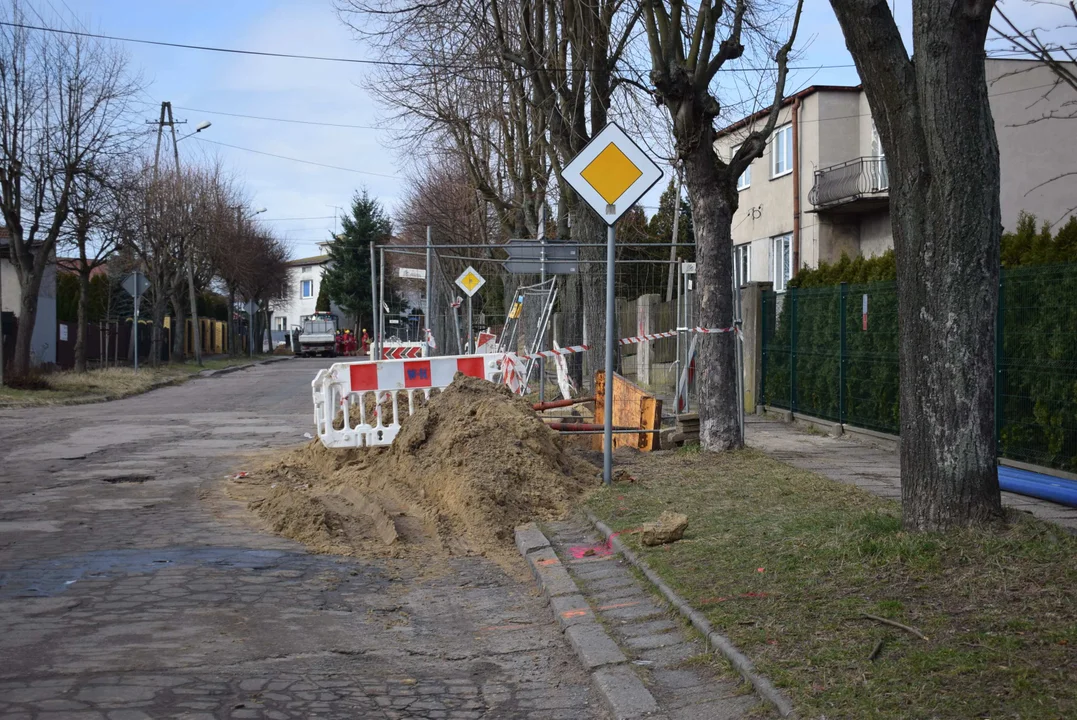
[{"xmin": 761, "ymin": 265, "xmax": 1077, "ymax": 472}]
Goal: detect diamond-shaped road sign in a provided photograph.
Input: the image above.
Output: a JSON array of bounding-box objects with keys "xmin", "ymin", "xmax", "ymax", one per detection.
[
  {"xmin": 561, "ymin": 123, "xmax": 663, "ymax": 226},
  {"xmin": 121, "ymin": 272, "xmax": 149, "ymax": 298},
  {"xmin": 455, "ymin": 266, "xmax": 486, "ymax": 297}
]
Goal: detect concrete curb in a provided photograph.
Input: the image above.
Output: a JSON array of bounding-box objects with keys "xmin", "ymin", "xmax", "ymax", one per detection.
[
  {"xmin": 514, "ymin": 522, "xmax": 661, "ymax": 720},
  {"xmin": 583, "ymin": 509, "xmax": 798, "ymax": 719}
]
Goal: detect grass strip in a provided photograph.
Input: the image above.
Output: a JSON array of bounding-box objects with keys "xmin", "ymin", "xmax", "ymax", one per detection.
[
  {"xmin": 585, "ymin": 447, "xmax": 1076, "ymax": 720},
  {"xmin": 0, "ymin": 355, "xmax": 279, "ymax": 407}
]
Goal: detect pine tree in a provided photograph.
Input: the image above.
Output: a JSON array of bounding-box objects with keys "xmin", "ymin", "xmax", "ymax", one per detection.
[{"xmin": 321, "ymin": 191, "xmax": 391, "ymax": 330}]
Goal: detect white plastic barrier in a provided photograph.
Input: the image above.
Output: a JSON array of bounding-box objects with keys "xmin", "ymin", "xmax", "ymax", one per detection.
[{"xmin": 312, "ymin": 353, "xmax": 510, "ymax": 449}]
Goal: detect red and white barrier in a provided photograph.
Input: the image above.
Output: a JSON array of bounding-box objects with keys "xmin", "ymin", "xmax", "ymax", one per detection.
[
  {"xmin": 312, "ymin": 353, "xmax": 510, "ymax": 448},
  {"xmin": 515, "ymin": 344, "xmax": 589, "ymax": 361}
]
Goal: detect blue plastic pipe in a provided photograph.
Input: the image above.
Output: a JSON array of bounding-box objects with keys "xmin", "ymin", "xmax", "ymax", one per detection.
[{"xmin": 998, "ymin": 466, "xmax": 1077, "ymax": 508}]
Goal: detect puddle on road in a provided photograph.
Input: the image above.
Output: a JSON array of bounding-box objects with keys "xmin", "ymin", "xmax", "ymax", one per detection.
[{"xmin": 0, "ymin": 547, "xmax": 300, "ymax": 598}]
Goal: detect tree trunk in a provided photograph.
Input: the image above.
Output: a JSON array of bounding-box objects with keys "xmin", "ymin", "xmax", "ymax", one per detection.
[
  {"xmin": 150, "ymin": 292, "xmax": 167, "ymax": 368},
  {"xmin": 829, "ymin": 0, "xmax": 1003, "ymax": 530},
  {"xmin": 11, "ymin": 270, "xmax": 44, "ymax": 375},
  {"xmin": 683, "ymin": 149, "xmax": 742, "ymax": 451},
  {"xmin": 171, "ymin": 290, "xmax": 187, "ymax": 364},
  {"xmin": 74, "ymin": 270, "xmax": 90, "ymax": 373}
]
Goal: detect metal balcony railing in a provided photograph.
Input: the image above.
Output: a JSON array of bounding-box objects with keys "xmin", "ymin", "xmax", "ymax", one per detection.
[{"xmin": 808, "ymin": 156, "xmax": 889, "ymax": 208}]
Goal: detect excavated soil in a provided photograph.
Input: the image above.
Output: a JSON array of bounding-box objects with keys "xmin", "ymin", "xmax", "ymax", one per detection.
[{"xmin": 229, "ymin": 374, "xmax": 599, "ymax": 568}]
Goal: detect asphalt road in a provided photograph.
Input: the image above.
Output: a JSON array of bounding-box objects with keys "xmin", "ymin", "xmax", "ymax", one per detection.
[{"xmin": 0, "ymin": 358, "xmax": 605, "ymax": 719}]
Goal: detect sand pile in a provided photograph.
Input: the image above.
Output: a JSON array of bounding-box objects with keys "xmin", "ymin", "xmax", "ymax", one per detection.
[{"xmin": 230, "ymin": 374, "xmax": 598, "ymax": 566}]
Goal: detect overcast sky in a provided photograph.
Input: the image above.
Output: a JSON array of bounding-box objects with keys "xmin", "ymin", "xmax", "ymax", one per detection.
[{"xmin": 48, "ymin": 0, "xmax": 1073, "ymax": 260}]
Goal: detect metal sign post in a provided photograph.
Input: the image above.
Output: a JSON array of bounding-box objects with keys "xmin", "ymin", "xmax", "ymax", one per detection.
[
  {"xmin": 121, "ymin": 272, "xmax": 150, "ymax": 371},
  {"xmin": 560, "ymin": 122, "xmax": 662, "ymax": 486}
]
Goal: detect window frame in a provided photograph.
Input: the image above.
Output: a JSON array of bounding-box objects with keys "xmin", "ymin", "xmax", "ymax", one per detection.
[
  {"xmin": 770, "ymin": 124, "xmax": 793, "ymax": 179},
  {"xmin": 301, "ymin": 265, "xmax": 311, "ymax": 274},
  {"xmin": 771, "ymin": 233, "xmax": 792, "ymax": 292},
  {"xmin": 733, "ymin": 243, "xmax": 751, "ymax": 288},
  {"xmin": 300, "ymin": 280, "xmax": 314, "ymax": 298},
  {"xmin": 275, "ymin": 316, "xmax": 288, "ymax": 331}
]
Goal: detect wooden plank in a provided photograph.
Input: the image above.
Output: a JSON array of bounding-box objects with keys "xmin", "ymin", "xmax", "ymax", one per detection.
[{"xmin": 592, "ymin": 371, "xmax": 661, "ymax": 452}]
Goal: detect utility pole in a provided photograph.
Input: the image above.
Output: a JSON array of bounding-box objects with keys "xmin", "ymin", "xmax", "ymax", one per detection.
[
  {"xmin": 150, "ymin": 101, "xmax": 202, "ymax": 366},
  {"xmin": 369, "ymin": 241, "xmax": 378, "ymax": 359}
]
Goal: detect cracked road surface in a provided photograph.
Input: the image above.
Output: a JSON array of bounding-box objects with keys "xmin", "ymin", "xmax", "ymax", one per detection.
[{"xmin": 0, "ymin": 359, "xmax": 606, "ymax": 719}]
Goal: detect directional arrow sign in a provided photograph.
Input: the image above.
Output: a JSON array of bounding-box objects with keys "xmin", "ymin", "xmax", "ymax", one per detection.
[
  {"xmin": 561, "ymin": 123, "xmax": 662, "ymax": 226},
  {"xmin": 454, "ymin": 266, "xmax": 486, "ymax": 297},
  {"xmin": 504, "ymin": 239, "xmax": 578, "ymax": 274}
]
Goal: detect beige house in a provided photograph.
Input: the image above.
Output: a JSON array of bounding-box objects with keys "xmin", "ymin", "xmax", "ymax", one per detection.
[{"xmin": 715, "ymin": 59, "xmax": 1077, "ymax": 291}]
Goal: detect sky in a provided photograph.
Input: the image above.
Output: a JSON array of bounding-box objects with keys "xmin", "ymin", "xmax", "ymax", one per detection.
[{"xmin": 40, "ymin": 0, "xmax": 1074, "ymax": 261}]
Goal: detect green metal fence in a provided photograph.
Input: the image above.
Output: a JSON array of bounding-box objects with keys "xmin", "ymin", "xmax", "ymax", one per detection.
[{"xmin": 761, "ymin": 265, "xmax": 1077, "ymax": 472}]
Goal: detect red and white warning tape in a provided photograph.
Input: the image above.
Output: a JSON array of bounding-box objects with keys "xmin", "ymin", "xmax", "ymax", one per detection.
[
  {"xmin": 617, "ymin": 327, "xmax": 737, "ymax": 346},
  {"xmin": 618, "ymin": 330, "xmax": 678, "ymax": 345},
  {"xmin": 514, "ymin": 344, "xmax": 590, "ymax": 361}
]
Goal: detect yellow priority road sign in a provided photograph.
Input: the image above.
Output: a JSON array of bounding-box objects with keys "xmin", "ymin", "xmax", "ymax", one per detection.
[
  {"xmin": 454, "ymin": 266, "xmax": 486, "ymax": 297},
  {"xmin": 561, "ymin": 122, "xmax": 663, "ymax": 226}
]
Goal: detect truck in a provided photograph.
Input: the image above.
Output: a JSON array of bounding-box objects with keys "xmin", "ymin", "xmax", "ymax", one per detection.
[{"xmin": 294, "ymin": 313, "xmax": 338, "ymax": 357}]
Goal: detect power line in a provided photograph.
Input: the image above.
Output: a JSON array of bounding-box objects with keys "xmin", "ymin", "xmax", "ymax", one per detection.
[
  {"xmin": 0, "ymin": 20, "xmax": 858, "ymax": 73},
  {"xmin": 192, "ymin": 137, "xmax": 400, "ymax": 179},
  {"xmin": 262, "ymin": 215, "xmax": 338, "ymax": 221},
  {"xmin": 174, "ymin": 105, "xmax": 391, "ymax": 130}
]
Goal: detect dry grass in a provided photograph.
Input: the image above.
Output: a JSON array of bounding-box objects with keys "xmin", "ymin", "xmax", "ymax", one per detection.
[
  {"xmin": 586, "ymin": 448, "xmax": 1077, "ymax": 720},
  {"xmin": 0, "ymin": 355, "xmax": 278, "ymax": 407}
]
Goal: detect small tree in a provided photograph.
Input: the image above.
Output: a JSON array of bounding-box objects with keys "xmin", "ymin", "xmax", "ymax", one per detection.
[
  {"xmin": 315, "ymin": 282, "xmax": 331, "ymax": 313},
  {"xmin": 321, "ymin": 191, "xmax": 391, "ymax": 332}
]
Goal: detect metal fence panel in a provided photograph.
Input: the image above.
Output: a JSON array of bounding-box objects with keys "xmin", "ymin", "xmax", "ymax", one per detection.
[{"xmin": 843, "ymin": 282, "xmax": 900, "ymax": 433}]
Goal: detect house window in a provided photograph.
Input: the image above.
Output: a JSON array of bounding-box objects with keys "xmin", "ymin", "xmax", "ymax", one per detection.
[
  {"xmin": 301, "ymin": 280, "xmax": 314, "ymax": 298},
  {"xmin": 733, "ymin": 145, "xmax": 750, "ymax": 190},
  {"xmin": 771, "ymin": 124, "xmax": 793, "ymax": 178},
  {"xmin": 301, "ymin": 265, "xmax": 311, "ymax": 274},
  {"xmin": 733, "ymin": 244, "xmax": 751, "ymax": 288},
  {"xmin": 275, "ymin": 316, "xmax": 287, "ymax": 331},
  {"xmin": 771, "ymin": 234, "xmax": 792, "ymax": 292}
]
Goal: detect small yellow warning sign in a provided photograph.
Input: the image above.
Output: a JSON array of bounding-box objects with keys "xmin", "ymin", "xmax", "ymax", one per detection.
[{"xmin": 454, "ymin": 266, "xmax": 486, "ymax": 297}]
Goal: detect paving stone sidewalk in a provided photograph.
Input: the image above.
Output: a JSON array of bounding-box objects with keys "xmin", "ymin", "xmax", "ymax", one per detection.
[
  {"xmin": 746, "ymin": 416, "xmax": 1077, "ymax": 532},
  {"xmin": 543, "ymin": 517, "xmax": 769, "ymax": 720}
]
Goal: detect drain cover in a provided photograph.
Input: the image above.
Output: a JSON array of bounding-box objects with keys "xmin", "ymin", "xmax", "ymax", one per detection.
[{"xmin": 100, "ymin": 475, "xmax": 152, "ymax": 484}]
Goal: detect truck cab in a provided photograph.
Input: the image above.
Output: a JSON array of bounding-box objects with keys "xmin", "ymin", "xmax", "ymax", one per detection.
[{"xmin": 294, "ymin": 313, "xmax": 338, "ymax": 357}]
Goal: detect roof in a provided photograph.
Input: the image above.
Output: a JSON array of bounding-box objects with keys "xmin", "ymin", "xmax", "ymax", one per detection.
[
  {"xmin": 287, "ymin": 254, "xmax": 329, "ymax": 267},
  {"xmin": 56, "ymin": 257, "xmax": 110, "ymax": 278},
  {"xmin": 715, "ymin": 84, "xmax": 862, "ymax": 139}
]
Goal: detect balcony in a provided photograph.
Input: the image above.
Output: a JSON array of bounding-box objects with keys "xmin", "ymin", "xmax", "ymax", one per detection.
[{"xmin": 808, "ymin": 156, "xmax": 889, "ymax": 213}]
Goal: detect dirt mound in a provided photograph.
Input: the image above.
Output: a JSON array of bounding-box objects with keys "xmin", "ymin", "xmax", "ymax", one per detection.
[{"xmin": 229, "ymin": 374, "xmax": 598, "ymax": 568}]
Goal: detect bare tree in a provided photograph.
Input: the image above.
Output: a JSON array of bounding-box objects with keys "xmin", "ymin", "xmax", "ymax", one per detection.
[
  {"xmin": 992, "ymin": 1, "xmax": 1077, "ymax": 99},
  {"xmin": 64, "ymin": 164, "xmax": 125, "ymax": 372},
  {"xmin": 641, "ymin": 0, "xmax": 803, "ymax": 452},
  {"xmin": 828, "ymin": 0, "xmax": 1004, "ymax": 530},
  {"xmin": 0, "ymin": 7, "xmax": 140, "ymax": 374}
]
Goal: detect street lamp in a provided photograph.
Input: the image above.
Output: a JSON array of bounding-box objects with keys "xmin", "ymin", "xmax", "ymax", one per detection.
[{"xmin": 177, "ymin": 120, "xmax": 212, "ymax": 143}]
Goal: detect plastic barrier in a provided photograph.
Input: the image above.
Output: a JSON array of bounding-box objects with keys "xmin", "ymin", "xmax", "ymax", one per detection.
[{"xmin": 313, "ymin": 353, "xmax": 508, "ymax": 449}]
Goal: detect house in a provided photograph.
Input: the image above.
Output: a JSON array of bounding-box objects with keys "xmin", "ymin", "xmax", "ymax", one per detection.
[
  {"xmin": 1, "ymin": 227, "xmax": 58, "ymax": 366},
  {"xmin": 271, "ymin": 245, "xmax": 354, "ymax": 344},
  {"xmin": 715, "ymin": 59, "xmax": 1077, "ymax": 291}
]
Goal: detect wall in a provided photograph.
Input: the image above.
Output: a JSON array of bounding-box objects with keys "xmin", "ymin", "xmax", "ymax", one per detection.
[
  {"xmin": 988, "ymin": 59, "xmax": 1077, "ymax": 230},
  {"xmin": 1, "ymin": 256, "xmax": 56, "ymax": 365},
  {"xmin": 858, "ymin": 211, "xmax": 893, "ymax": 258}
]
